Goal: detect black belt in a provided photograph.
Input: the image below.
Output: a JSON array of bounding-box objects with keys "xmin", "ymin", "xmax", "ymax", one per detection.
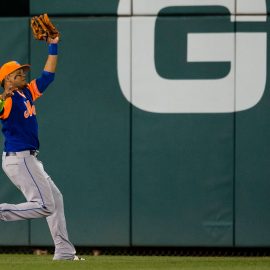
[{"xmin": 6, "ymin": 150, "xmax": 39, "ymax": 157}]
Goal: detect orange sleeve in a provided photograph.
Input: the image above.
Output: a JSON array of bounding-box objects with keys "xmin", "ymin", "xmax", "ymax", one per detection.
[
  {"xmin": 27, "ymin": 80, "xmax": 42, "ymax": 101},
  {"xmin": 0, "ymin": 98, "xmax": 12, "ymax": 120}
]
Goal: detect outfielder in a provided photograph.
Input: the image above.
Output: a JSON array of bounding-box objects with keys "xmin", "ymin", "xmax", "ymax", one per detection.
[{"xmin": 0, "ymin": 20, "xmax": 84, "ymax": 260}]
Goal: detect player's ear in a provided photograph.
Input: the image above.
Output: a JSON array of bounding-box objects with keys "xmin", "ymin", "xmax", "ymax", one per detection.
[
  {"xmin": 3, "ymin": 76, "xmax": 12, "ymax": 88},
  {"xmin": 5, "ymin": 74, "xmax": 11, "ymax": 82}
]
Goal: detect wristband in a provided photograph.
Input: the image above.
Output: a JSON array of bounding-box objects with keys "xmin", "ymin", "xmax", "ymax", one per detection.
[
  {"xmin": 0, "ymin": 99, "xmax": 5, "ymax": 112},
  {"xmin": 48, "ymin": 43, "xmax": 58, "ymax": 55}
]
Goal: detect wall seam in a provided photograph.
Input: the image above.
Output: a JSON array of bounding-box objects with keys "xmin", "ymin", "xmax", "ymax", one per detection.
[
  {"xmin": 129, "ymin": 5, "xmax": 133, "ymax": 247},
  {"xmin": 233, "ymin": 1, "xmax": 237, "ymax": 247}
]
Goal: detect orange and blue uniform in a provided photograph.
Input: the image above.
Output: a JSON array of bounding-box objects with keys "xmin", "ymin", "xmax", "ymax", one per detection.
[
  {"xmin": 0, "ymin": 45, "xmax": 79, "ymax": 261},
  {"xmin": 0, "ymin": 71, "xmax": 55, "ymax": 152}
]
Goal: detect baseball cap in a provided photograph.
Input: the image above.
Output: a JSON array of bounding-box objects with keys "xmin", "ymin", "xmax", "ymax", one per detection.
[{"xmin": 0, "ymin": 61, "xmax": 30, "ymax": 84}]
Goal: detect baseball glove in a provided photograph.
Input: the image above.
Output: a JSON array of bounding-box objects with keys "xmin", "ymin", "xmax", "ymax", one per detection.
[{"xmin": 31, "ymin": 13, "xmax": 60, "ymax": 41}]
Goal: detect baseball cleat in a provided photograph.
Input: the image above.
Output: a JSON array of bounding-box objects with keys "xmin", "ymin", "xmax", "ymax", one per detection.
[{"xmin": 73, "ymin": 255, "xmax": 85, "ymax": 261}]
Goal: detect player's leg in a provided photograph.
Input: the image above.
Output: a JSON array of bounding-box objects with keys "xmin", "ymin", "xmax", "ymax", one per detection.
[
  {"xmin": 46, "ymin": 177, "xmax": 76, "ymax": 260},
  {"xmin": 0, "ymin": 152, "xmax": 55, "ymax": 220}
]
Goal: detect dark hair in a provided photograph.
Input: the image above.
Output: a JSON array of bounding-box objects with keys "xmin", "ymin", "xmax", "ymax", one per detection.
[{"xmin": 1, "ymin": 79, "xmax": 5, "ymax": 88}]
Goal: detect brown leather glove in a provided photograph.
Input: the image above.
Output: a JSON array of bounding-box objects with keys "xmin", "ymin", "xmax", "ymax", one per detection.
[{"xmin": 31, "ymin": 13, "xmax": 60, "ymax": 41}]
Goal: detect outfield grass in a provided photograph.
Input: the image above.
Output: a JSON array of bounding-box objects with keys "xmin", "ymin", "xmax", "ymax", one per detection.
[{"xmin": 0, "ymin": 255, "xmax": 270, "ymax": 270}]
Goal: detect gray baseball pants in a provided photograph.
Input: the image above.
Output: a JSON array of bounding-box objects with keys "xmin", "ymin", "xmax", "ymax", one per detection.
[{"xmin": 0, "ymin": 150, "xmax": 76, "ymax": 260}]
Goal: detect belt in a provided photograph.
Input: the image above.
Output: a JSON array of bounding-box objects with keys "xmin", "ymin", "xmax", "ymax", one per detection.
[{"xmin": 6, "ymin": 150, "xmax": 39, "ymax": 157}]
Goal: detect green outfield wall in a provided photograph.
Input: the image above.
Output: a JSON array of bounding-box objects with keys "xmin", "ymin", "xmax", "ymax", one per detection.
[{"xmin": 0, "ymin": 0, "xmax": 269, "ymax": 248}]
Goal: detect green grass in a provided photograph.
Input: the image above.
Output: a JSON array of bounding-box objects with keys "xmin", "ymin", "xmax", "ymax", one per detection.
[{"xmin": 0, "ymin": 255, "xmax": 270, "ymax": 270}]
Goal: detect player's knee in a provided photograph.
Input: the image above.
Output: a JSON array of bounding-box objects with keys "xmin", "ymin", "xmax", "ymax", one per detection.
[
  {"xmin": 54, "ymin": 189, "xmax": 64, "ymax": 205},
  {"xmin": 58, "ymin": 191, "xmax": 63, "ymax": 203}
]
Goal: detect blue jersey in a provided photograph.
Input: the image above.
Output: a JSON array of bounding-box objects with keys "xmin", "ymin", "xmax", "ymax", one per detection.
[{"xmin": 0, "ymin": 71, "xmax": 55, "ymax": 152}]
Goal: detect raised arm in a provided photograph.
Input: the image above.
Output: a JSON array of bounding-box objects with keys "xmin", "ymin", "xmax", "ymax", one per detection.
[
  {"xmin": 31, "ymin": 36, "xmax": 60, "ymax": 95},
  {"xmin": 44, "ymin": 36, "xmax": 59, "ymax": 73}
]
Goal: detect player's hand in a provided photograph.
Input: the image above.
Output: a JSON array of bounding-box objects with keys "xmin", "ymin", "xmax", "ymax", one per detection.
[{"xmin": 47, "ymin": 36, "xmax": 59, "ymax": 44}]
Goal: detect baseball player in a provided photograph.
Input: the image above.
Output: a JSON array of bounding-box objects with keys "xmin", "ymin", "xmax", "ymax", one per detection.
[{"xmin": 0, "ymin": 37, "xmax": 84, "ymax": 261}]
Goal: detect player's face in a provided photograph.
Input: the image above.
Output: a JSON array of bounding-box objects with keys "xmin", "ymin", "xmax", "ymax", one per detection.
[{"xmin": 8, "ymin": 69, "xmax": 28, "ymax": 89}]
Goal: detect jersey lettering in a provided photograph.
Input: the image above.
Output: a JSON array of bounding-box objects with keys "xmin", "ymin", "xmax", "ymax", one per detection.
[{"xmin": 24, "ymin": 100, "xmax": 36, "ymax": 118}]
